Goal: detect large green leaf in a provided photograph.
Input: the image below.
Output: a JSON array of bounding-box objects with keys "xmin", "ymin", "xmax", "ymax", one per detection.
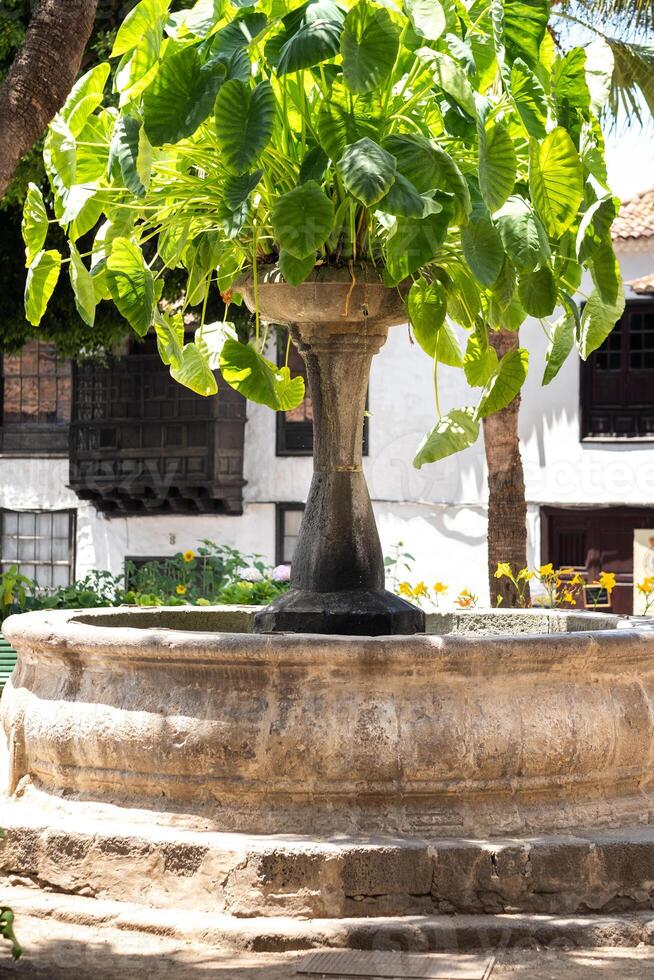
[
  {"xmin": 279, "ymin": 249, "xmax": 316, "ymax": 285},
  {"xmin": 220, "ymin": 339, "xmax": 306, "ymax": 409},
  {"xmin": 382, "ymin": 135, "xmax": 471, "ymax": 224},
  {"xmin": 407, "ymin": 277, "xmax": 447, "ymax": 357},
  {"xmin": 436, "ymin": 320, "xmax": 464, "ymax": 367},
  {"xmin": 214, "ymin": 79, "xmax": 276, "ymax": 175},
  {"xmin": 106, "ymin": 237, "xmax": 155, "ymax": 336},
  {"xmin": 185, "ymin": 231, "xmax": 222, "ymax": 305},
  {"xmin": 112, "ymin": 0, "xmax": 169, "ymax": 56},
  {"xmin": 385, "ymin": 209, "xmax": 451, "ymax": 284},
  {"xmin": 495, "ymin": 195, "xmax": 550, "ymax": 272},
  {"xmin": 444, "ymin": 263, "xmax": 481, "ymax": 329},
  {"xmin": 178, "ymin": 0, "xmax": 223, "ymax": 38},
  {"xmin": 464, "ymin": 332, "xmax": 499, "ymax": 387},
  {"xmin": 277, "ymin": 0, "xmax": 345, "ymax": 76},
  {"xmin": 341, "ymin": 1, "xmax": 399, "ymax": 95},
  {"xmin": 509, "ymin": 58, "xmax": 547, "ymax": 139},
  {"xmin": 590, "ymin": 240, "xmax": 622, "ymax": 307},
  {"xmin": 316, "ymin": 88, "xmax": 380, "ymax": 160},
  {"xmin": 115, "ymin": 38, "xmax": 161, "ymax": 105},
  {"xmin": 413, "ymin": 408, "xmax": 480, "ymax": 468},
  {"xmin": 338, "ymin": 138, "xmax": 396, "ymax": 206},
  {"xmin": 62, "ymin": 63, "xmax": 111, "ymax": 137},
  {"xmin": 479, "ymin": 122, "xmax": 516, "ymax": 212},
  {"xmin": 406, "ymin": 0, "xmax": 446, "ymax": 40},
  {"xmin": 421, "ymin": 50, "xmax": 476, "ymax": 117},
  {"xmin": 210, "ymin": 13, "xmax": 267, "ymax": 55},
  {"xmin": 272, "ymin": 180, "xmax": 334, "ymax": 258},
  {"xmin": 24, "ymin": 249, "xmax": 62, "ymax": 326},
  {"xmin": 69, "ymin": 243, "xmax": 96, "ymax": 327},
  {"xmin": 542, "ymin": 311, "xmax": 574, "ymax": 385},
  {"xmin": 171, "ymin": 343, "xmax": 219, "ymax": 396},
  {"xmin": 488, "ymin": 289, "xmax": 527, "ymax": 332},
  {"xmin": 501, "ymin": 0, "xmax": 549, "ymax": 67},
  {"xmin": 579, "ymin": 289, "xmax": 625, "ymax": 361},
  {"xmin": 585, "ymin": 38, "xmax": 614, "ymax": 113},
  {"xmin": 377, "ymin": 173, "xmax": 425, "ymax": 218},
  {"xmin": 143, "ymin": 45, "xmax": 226, "ymax": 145},
  {"xmin": 552, "ymin": 48, "xmax": 590, "ymax": 122},
  {"xmin": 22, "ymin": 183, "xmax": 49, "ymax": 267},
  {"xmin": 529, "ymin": 128, "xmax": 583, "ymax": 237},
  {"xmin": 518, "ymin": 266, "xmax": 557, "ymax": 317},
  {"xmin": 575, "ymin": 195, "xmax": 618, "ymax": 262},
  {"xmin": 461, "ymin": 209, "xmax": 504, "ymax": 287},
  {"xmin": 109, "ymin": 114, "xmax": 152, "ymax": 197},
  {"xmin": 154, "ymin": 311, "xmax": 184, "ymax": 366},
  {"xmin": 476, "ymin": 347, "xmax": 529, "ymax": 419}
]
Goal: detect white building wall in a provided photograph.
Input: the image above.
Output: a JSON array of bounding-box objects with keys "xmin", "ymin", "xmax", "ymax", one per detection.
[{"xmin": 0, "ymin": 240, "xmax": 652, "ymax": 603}]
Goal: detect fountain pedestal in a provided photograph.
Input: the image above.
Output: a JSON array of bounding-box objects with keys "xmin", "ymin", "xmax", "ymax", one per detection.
[{"xmin": 239, "ymin": 265, "xmax": 424, "ymax": 635}]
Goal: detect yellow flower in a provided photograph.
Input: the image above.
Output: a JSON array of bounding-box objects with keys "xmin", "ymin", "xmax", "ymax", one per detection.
[
  {"xmin": 182, "ymin": 550, "xmax": 195, "ymax": 563},
  {"xmin": 517, "ymin": 568, "xmax": 534, "ymax": 581},
  {"xmin": 175, "ymin": 584, "xmax": 187, "ymax": 595},
  {"xmin": 538, "ymin": 563, "xmax": 554, "ymax": 577},
  {"xmin": 495, "ymin": 562, "xmax": 512, "ymax": 579},
  {"xmin": 558, "ymin": 567, "xmax": 574, "ymax": 577},
  {"xmin": 638, "ymin": 577, "xmax": 654, "ymax": 594},
  {"xmin": 571, "ymin": 573, "xmax": 584, "ymax": 586},
  {"xmin": 398, "ymin": 581, "xmax": 412, "ymax": 597},
  {"xmin": 599, "ymin": 571, "xmax": 616, "ymax": 592},
  {"xmin": 433, "ymin": 581, "xmax": 448, "ymax": 594},
  {"xmin": 562, "ymin": 590, "xmax": 575, "ymax": 604},
  {"xmin": 412, "ymin": 581, "xmax": 428, "ymax": 598}
]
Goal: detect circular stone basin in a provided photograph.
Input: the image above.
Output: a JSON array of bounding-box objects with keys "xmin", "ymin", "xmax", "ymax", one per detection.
[{"xmin": 2, "ymin": 606, "xmax": 652, "ymax": 838}]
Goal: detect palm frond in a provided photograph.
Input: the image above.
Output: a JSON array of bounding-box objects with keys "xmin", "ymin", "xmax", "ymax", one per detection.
[
  {"xmin": 607, "ymin": 38, "xmax": 654, "ymax": 121},
  {"xmin": 564, "ymin": 0, "xmax": 654, "ymax": 34}
]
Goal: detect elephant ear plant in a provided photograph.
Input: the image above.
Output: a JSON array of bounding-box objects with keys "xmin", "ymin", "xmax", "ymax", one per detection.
[{"xmin": 23, "ymin": 0, "xmax": 620, "ymax": 631}]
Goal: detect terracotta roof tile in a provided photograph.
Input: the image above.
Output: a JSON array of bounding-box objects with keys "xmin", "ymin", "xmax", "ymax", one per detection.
[
  {"xmin": 627, "ymin": 273, "xmax": 654, "ymax": 295},
  {"xmin": 612, "ymin": 188, "xmax": 654, "ymax": 242}
]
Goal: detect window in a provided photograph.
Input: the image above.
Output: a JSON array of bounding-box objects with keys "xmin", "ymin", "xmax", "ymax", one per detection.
[
  {"xmin": 1, "ymin": 341, "xmax": 71, "ymax": 454},
  {"xmin": 276, "ymin": 503, "xmax": 305, "ymax": 565},
  {"xmin": 541, "ymin": 505, "xmax": 654, "ymax": 616},
  {"xmin": 0, "ymin": 510, "xmax": 75, "ymax": 588},
  {"xmin": 276, "ymin": 340, "xmax": 369, "ymax": 456},
  {"xmin": 581, "ymin": 300, "xmax": 654, "ymax": 439}
]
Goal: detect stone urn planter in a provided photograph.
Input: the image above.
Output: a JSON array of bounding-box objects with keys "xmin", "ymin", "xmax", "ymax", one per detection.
[{"xmin": 239, "ymin": 264, "xmax": 424, "ymax": 636}]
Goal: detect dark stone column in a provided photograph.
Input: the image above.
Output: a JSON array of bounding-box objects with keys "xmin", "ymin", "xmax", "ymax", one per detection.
[{"xmin": 254, "ymin": 320, "xmax": 425, "ymax": 636}]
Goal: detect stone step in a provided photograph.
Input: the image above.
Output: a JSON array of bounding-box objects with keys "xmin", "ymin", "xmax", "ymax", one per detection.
[
  {"xmin": 3, "ymin": 795, "xmax": 654, "ymax": 919},
  {"xmin": 4, "ymin": 884, "xmax": 654, "ymax": 954}
]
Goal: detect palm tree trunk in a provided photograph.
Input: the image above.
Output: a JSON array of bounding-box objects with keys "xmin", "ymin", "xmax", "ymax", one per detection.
[
  {"xmin": 483, "ymin": 329, "xmax": 530, "ymax": 607},
  {"xmin": 0, "ymin": 0, "xmax": 98, "ymax": 198}
]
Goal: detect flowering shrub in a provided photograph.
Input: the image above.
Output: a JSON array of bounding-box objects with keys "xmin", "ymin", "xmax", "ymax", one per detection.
[
  {"xmin": 0, "ymin": 542, "xmax": 290, "ymax": 623},
  {"xmin": 496, "ymin": 563, "xmax": 616, "ymax": 610}
]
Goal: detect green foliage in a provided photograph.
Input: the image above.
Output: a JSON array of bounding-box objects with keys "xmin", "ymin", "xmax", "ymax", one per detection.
[
  {"xmin": 0, "ymin": 899, "xmax": 21, "ymax": 961},
  {"xmin": 24, "ymin": 0, "xmax": 620, "ymax": 463},
  {"xmin": 0, "ymin": 542, "xmax": 290, "ymax": 623}
]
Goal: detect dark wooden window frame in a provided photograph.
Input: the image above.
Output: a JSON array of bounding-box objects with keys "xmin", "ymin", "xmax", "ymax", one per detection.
[
  {"xmin": 0, "ymin": 508, "xmax": 76, "ymax": 587},
  {"xmin": 276, "ymin": 502, "xmax": 305, "ymax": 566},
  {"xmin": 275, "ymin": 339, "xmax": 369, "ymax": 457},
  {"xmin": 580, "ymin": 298, "xmax": 654, "ymax": 442},
  {"xmin": 540, "ymin": 504, "xmax": 654, "ymax": 615},
  {"xmin": 0, "ymin": 343, "xmax": 71, "ymax": 456}
]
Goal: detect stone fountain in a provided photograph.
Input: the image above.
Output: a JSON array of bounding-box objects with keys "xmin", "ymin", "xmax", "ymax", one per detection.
[{"xmin": 2, "ymin": 269, "xmax": 654, "ymax": 951}]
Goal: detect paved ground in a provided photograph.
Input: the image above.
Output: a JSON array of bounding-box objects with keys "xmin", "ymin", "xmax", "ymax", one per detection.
[{"xmin": 2, "ymin": 915, "xmax": 654, "ymax": 979}]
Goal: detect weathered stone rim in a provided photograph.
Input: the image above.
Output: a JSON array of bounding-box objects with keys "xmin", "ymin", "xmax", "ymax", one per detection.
[{"xmin": 1, "ymin": 607, "xmax": 638, "ymax": 676}]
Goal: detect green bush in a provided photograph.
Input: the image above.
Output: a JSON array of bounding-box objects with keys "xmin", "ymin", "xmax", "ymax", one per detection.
[{"xmin": 0, "ymin": 541, "xmax": 289, "ymax": 624}]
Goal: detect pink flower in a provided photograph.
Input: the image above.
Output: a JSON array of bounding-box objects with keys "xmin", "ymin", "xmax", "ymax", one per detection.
[{"xmin": 272, "ymin": 564, "xmax": 291, "ymax": 582}]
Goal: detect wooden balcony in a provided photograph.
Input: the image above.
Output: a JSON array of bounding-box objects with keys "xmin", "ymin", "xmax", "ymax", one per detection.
[{"xmin": 69, "ymin": 339, "xmax": 246, "ymax": 516}]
